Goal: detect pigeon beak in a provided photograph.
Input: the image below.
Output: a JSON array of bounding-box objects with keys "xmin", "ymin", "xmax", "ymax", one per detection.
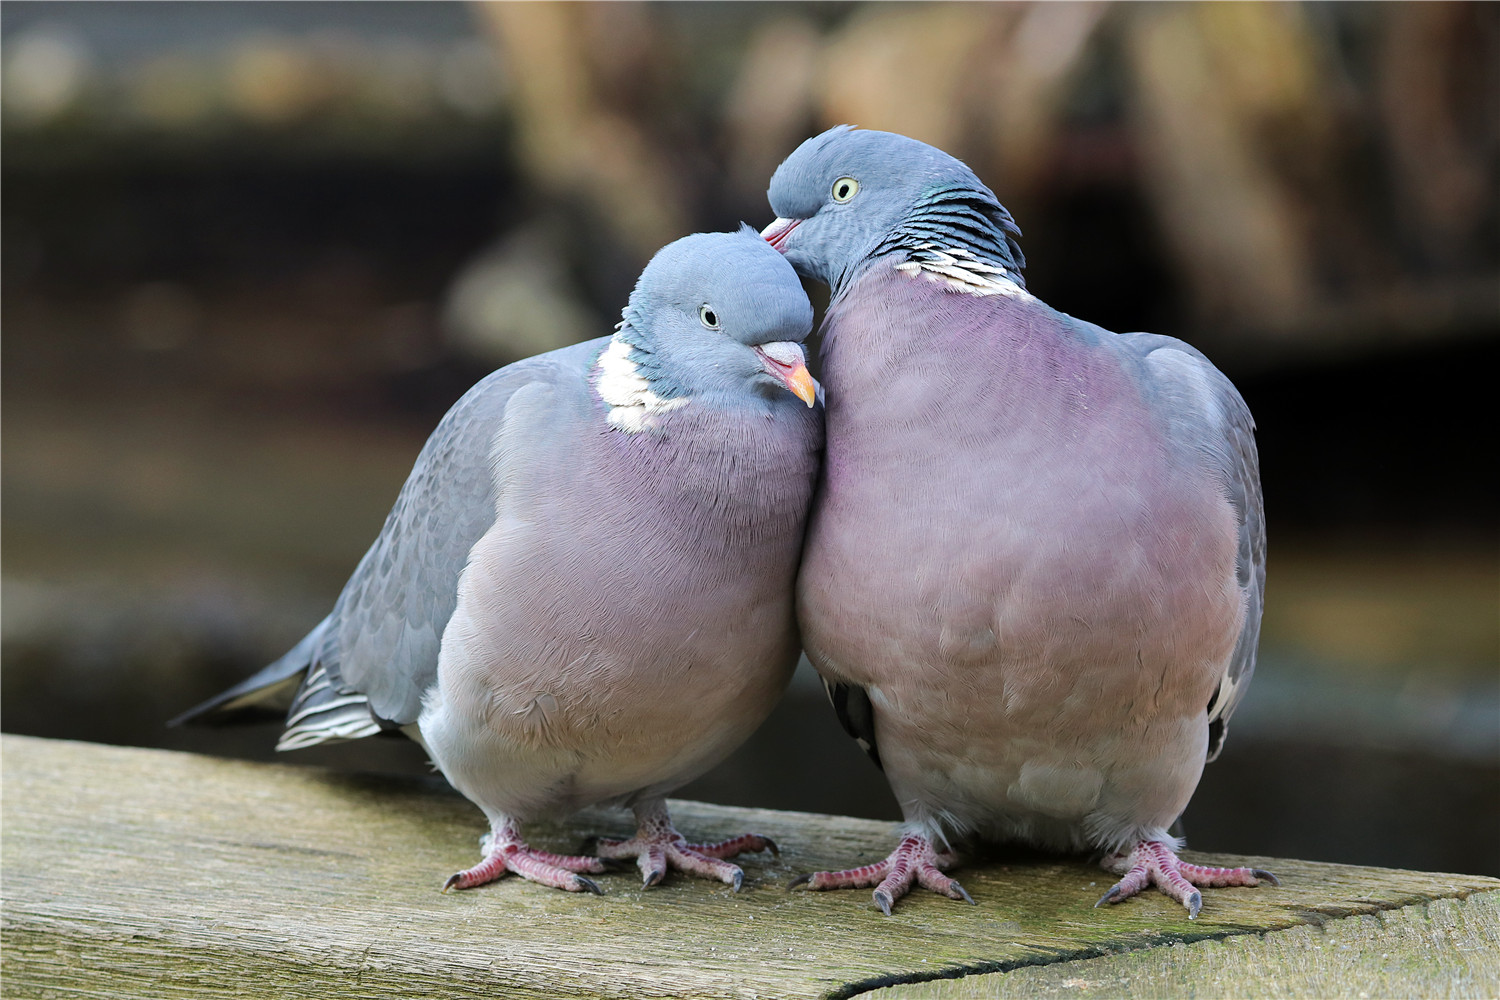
[
  {"xmin": 755, "ymin": 342, "xmax": 818, "ymax": 407},
  {"xmin": 761, "ymin": 217, "xmax": 802, "ymax": 253}
]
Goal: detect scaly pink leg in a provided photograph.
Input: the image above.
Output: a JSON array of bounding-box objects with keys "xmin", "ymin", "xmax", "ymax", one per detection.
[
  {"xmin": 443, "ymin": 819, "xmax": 606, "ymax": 894},
  {"xmin": 1096, "ymin": 840, "xmax": 1278, "ymax": 919},
  {"xmin": 790, "ymin": 833, "xmax": 975, "ymax": 915},
  {"xmin": 593, "ymin": 799, "xmax": 778, "ymax": 891}
]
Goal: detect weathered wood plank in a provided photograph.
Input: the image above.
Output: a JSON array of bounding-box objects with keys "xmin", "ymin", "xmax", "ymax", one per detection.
[
  {"xmin": 868, "ymin": 892, "xmax": 1500, "ymax": 998},
  {"xmin": 3, "ymin": 735, "xmax": 1497, "ymax": 999}
]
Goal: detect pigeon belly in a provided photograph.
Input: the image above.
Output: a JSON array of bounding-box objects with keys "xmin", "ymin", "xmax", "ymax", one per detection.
[
  {"xmin": 800, "ymin": 268, "xmax": 1243, "ymax": 853},
  {"xmin": 423, "ymin": 401, "xmax": 820, "ymax": 823}
]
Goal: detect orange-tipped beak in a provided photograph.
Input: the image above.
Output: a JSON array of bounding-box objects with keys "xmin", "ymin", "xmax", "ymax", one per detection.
[
  {"xmin": 755, "ymin": 342, "xmax": 818, "ymax": 407},
  {"xmin": 783, "ymin": 363, "xmax": 818, "ymax": 406}
]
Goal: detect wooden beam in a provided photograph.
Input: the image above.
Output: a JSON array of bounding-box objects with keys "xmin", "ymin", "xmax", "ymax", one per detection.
[{"xmin": 3, "ymin": 735, "xmax": 1496, "ymax": 998}]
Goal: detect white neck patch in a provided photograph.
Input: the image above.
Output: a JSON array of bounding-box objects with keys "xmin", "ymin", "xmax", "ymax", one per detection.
[
  {"xmin": 895, "ymin": 242, "xmax": 1033, "ymax": 300},
  {"xmin": 594, "ymin": 334, "xmax": 689, "ymax": 433}
]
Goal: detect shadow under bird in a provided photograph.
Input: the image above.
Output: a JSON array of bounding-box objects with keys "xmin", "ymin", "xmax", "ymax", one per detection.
[
  {"xmin": 762, "ymin": 126, "xmax": 1274, "ymax": 918},
  {"xmin": 173, "ymin": 228, "xmax": 822, "ymax": 894}
]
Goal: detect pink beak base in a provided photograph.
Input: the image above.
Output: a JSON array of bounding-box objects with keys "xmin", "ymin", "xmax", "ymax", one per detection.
[{"xmin": 761, "ymin": 217, "xmax": 802, "ymax": 252}]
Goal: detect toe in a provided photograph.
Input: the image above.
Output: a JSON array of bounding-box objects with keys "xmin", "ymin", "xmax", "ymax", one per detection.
[
  {"xmin": 685, "ymin": 832, "xmax": 780, "ymax": 860},
  {"xmin": 442, "ymin": 852, "xmax": 509, "ymax": 892},
  {"xmin": 916, "ymin": 860, "xmax": 974, "ymax": 904},
  {"xmin": 574, "ymin": 875, "xmax": 606, "ymax": 896},
  {"xmin": 638, "ymin": 847, "xmax": 669, "ymax": 888},
  {"xmin": 592, "ymin": 836, "xmax": 635, "ymax": 860},
  {"xmin": 442, "ymin": 868, "xmax": 495, "ymax": 893}
]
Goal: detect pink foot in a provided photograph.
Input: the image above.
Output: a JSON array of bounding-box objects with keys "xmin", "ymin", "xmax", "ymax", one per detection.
[
  {"xmin": 790, "ymin": 833, "xmax": 975, "ymax": 915},
  {"xmin": 1096, "ymin": 840, "xmax": 1279, "ymax": 919},
  {"xmin": 443, "ymin": 821, "xmax": 606, "ymax": 894},
  {"xmin": 594, "ymin": 801, "xmax": 778, "ymax": 891}
]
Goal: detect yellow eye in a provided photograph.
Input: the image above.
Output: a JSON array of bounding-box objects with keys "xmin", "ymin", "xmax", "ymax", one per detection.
[
  {"xmin": 698, "ymin": 304, "xmax": 720, "ymax": 330},
  {"xmin": 831, "ymin": 176, "xmax": 859, "ymax": 203}
]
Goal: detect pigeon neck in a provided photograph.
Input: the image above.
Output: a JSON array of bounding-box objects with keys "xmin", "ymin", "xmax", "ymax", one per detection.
[
  {"xmin": 848, "ymin": 183, "xmax": 1028, "ymax": 300},
  {"xmin": 594, "ymin": 324, "xmax": 690, "ymax": 434}
]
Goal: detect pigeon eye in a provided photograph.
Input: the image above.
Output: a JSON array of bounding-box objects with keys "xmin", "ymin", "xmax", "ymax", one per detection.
[
  {"xmin": 831, "ymin": 176, "xmax": 859, "ymax": 203},
  {"xmin": 698, "ymin": 304, "xmax": 720, "ymax": 330}
]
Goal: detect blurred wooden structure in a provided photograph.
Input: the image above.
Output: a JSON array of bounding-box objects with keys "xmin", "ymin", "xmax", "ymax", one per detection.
[
  {"xmin": 4, "ymin": 2, "xmax": 1495, "ymax": 364},
  {"xmin": 3, "ymin": 734, "xmax": 1497, "ymax": 998}
]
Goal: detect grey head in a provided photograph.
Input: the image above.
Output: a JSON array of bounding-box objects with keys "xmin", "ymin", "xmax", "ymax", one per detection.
[
  {"xmin": 613, "ymin": 226, "xmax": 817, "ymax": 409},
  {"xmin": 764, "ymin": 126, "xmax": 1025, "ymax": 296}
]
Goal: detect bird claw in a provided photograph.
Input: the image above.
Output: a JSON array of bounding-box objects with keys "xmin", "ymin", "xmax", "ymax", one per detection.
[
  {"xmin": 788, "ymin": 872, "xmax": 814, "ymax": 891},
  {"xmin": 793, "ymin": 834, "xmax": 965, "ymax": 913},
  {"xmin": 1096, "ymin": 841, "xmax": 1277, "ymax": 918},
  {"xmin": 444, "ymin": 822, "xmax": 608, "ymax": 894},
  {"xmin": 595, "ymin": 803, "xmax": 770, "ymax": 892}
]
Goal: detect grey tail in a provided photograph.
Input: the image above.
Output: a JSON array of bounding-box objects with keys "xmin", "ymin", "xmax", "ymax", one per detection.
[
  {"xmin": 168, "ymin": 617, "xmax": 382, "ymax": 750},
  {"xmin": 168, "ymin": 622, "xmax": 328, "ymax": 728},
  {"xmin": 275, "ymin": 657, "xmax": 382, "ymax": 751}
]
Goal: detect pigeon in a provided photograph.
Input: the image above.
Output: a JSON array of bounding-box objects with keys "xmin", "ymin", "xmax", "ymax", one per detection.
[
  {"xmin": 762, "ymin": 126, "xmax": 1272, "ymax": 918},
  {"xmin": 173, "ymin": 228, "xmax": 823, "ymax": 895}
]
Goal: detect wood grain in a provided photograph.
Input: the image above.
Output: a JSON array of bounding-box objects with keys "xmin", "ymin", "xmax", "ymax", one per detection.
[
  {"xmin": 3, "ymin": 735, "xmax": 1496, "ymax": 998},
  {"xmin": 868, "ymin": 892, "xmax": 1500, "ymax": 998}
]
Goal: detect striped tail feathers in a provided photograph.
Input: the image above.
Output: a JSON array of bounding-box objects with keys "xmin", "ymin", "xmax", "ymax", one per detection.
[
  {"xmin": 275, "ymin": 657, "xmax": 382, "ymax": 750},
  {"xmin": 169, "ymin": 617, "xmax": 381, "ymax": 750}
]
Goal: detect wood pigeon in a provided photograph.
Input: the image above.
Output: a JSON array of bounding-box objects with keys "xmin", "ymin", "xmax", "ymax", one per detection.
[
  {"xmin": 763, "ymin": 126, "xmax": 1273, "ymax": 918},
  {"xmin": 174, "ymin": 228, "xmax": 823, "ymax": 894}
]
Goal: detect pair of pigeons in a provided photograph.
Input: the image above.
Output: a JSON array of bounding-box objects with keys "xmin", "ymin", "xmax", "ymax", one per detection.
[{"xmin": 178, "ymin": 126, "xmax": 1272, "ymax": 919}]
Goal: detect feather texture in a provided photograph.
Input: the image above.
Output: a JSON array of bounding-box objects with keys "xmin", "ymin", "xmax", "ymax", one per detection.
[
  {"xmin": 767, "ymin": 127, "xmax": 1265, "ymax": 866},
  {"xmin": 172, "ymin": 230, "xmax": 824, "ymax": 867}
]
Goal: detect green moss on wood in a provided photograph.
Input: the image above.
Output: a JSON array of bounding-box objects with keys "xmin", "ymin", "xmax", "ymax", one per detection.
[{"xmin": 3, "ymin": 735, "xmax": 1496, "ymax": 999}]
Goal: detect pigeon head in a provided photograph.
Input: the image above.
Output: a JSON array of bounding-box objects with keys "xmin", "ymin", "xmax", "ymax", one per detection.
[
  {"xmin": 763, "ymin": 126, "xmax": 1024, "ymax": 295},
  {"xmin": 601, "ymin": 227, "xmax": 817, "ymax": 428}
]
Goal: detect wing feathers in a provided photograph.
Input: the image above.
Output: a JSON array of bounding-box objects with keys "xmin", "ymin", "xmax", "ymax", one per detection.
[{"xmin": 822, "ymin": 676, "xmax": 884, "ymax": 771}]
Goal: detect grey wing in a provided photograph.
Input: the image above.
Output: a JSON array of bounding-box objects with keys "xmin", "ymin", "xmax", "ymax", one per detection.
[
  {"xmin": 278, "ymin": 338, "xmax": 609, "ymax": 747},
  {"xmin": 1121, "ymin": 333, "xmax": 1265, "ymax": 763},
  {"xmin": 820, "ymin": 676, "xmax": 883, "ymax": 771},
  {"xmin": 1205, "ymin": 366, "xmax": 1264, "ymax": 761}
]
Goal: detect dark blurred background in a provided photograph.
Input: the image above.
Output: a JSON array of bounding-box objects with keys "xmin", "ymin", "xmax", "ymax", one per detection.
[{"xmin": 3, "ymin": 2, "xmax": 1496, "ymax": 876}]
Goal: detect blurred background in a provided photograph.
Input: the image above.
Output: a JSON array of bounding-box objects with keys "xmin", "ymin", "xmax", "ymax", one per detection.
[{"xmin": 3, "ymin": 2, "xmax": 1496, "ymax": 876}]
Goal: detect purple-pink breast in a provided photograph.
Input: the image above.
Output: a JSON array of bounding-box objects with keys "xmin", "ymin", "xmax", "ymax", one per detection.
[{"xmin": 799, "ymin": 266, "xmax": 1243, "ymax": 832}]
